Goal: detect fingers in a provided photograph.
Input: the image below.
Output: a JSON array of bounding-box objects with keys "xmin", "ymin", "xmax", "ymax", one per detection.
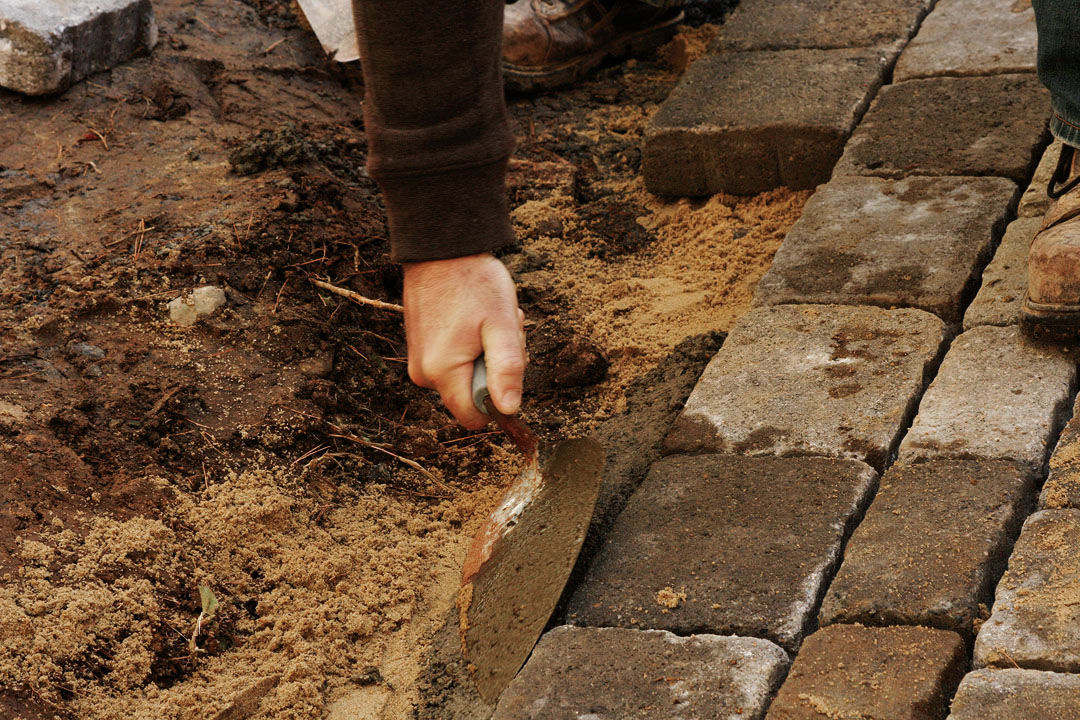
[
  {"xmin": 437, "ymin": 362, "xmax": 490, "ymax": 430},
  {"xmin": 481, "ymin": 311, "xmax": 527, "ymax": 416}
]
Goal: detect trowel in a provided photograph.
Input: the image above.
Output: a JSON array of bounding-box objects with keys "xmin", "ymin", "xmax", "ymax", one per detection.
[
  {"xmin": 294, "ymin": 0, "xmax": 360, "ymax": 62},
  {"xmin": 458, "ymin": 357, "xmax": 604, "ymax": 703}
]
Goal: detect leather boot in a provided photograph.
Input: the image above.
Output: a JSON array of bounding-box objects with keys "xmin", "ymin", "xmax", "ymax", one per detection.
[{"xmin": 502, "ymin": 0, "xmax": 683, "ymax": 92}]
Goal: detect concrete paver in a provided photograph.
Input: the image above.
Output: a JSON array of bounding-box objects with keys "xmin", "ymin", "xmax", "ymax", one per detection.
[
  {"xmin": 565, "ymin": 454, "xmax": 878, "ymax": 651},
  {"xmin": 963, "ymin": 217, "xmax": 1041, "ymax": 330},
  {"xmin": 819, "ymin": 459, "xmax": 1035, "ymax": 637},
  {"xmin": 948, "ymin": 668, "xmax": 1080, "ymax": 720},
  {"xmin": 714, "ymin": 0, "xmax": 929, "ymax": 52},
  {"xmin": 1018, "ymin": 139, "xmax": 1063, "ymax": 218},
  {"xmin": 898, "ymin": 325, "xmax": 1076, "ymax": 472},
  {"xmin": 0, "ymin": 0, "xmax": 157, "ymax": 95},
  {"xmin": 893, "ymin": 0, "xmax": 1037, "ymax": 81},
  {"xmin": 643, "ymin": 47, "xmax": 892, "ymax": 196},
  {"xmin": 833, "ymin": 74, "xmax": 1050, "ymax": 183},
  {"xmin": 1040, "ymin": 394, "xmax": 1080, "ymax": 509},
  {"xmin": 754, "ymin": 175, "xmax": 1015, "ymax": 322},
  {"xmin": 974, "ymin": 509, "xmax": 1080, "ymax": 672},
  {"xmin": 492, "ymin": 626, "xmax": 788, "ymax": 720},
  {"xmin": 764, "ymin": 625, "xmax": 966, "ymax": 720},
  {"xmin": 665, "ymin": 304, "xmax": 946, "ymax": 470}
]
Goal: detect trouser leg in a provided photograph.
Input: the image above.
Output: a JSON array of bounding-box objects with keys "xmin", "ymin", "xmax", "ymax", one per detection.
[{"xmin": 1033, "ymin": 0, "xmax": 1080, "ymax": 148}]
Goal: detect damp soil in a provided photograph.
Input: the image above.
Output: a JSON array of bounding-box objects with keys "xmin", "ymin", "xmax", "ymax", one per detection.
[{"xmin": 0, "ymin": 1, "xmax": 805, "ymax": 718}]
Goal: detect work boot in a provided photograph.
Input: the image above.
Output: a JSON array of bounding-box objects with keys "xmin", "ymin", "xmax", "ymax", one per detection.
[
  {"xmin": 502, "ymin": 0, "xmax": 683, "ymax": 92},
  {"xmin": 1022, "ymin": 144, "xmax": 1080, "ymax": 340}
]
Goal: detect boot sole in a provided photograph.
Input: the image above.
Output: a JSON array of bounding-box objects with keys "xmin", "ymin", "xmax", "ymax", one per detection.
[
  {"xmin": 1020, "ymin": 293, "xmax": 1080, "ymax": 342},
  {"xmin": 503, "ymin": 11, "xmax": 684, "ymax": 93}
]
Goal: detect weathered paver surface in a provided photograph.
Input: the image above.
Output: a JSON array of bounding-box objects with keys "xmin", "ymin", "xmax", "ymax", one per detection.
[
  {"xmin": 664, "ymin": 304, "xmax": 946, "ymax": 470},
  {"xmin": 1018, "ymin": 139, "xmax": 1064, "ymax": 218},
  {"xmin": 764, "ymin": 625, "xmax": 966, "ymax": 720},
  {"xmin": 1041, "ymin": 394, "xmax": 1080, "ymax": 509},
  {"xmin": 948, "ymin": 668, "xmax": 1080, "ymax": 720},
  {"xmin": 898, "ymin": 325, "xmax": 1076, "ymax": 472},
  {"xmin": 833, "ymin": 74, "xmax": 1049, "ymax": 183},
  {"xmin": 566, "ymin": 454, "xmax": 878, "ymax": 651},
  {"xmin": 893, "ymin": 0, "xmax": 1037, "ymax": 81},
  {"xmin": 753, "ymin": 175, "xmax": 1015, "ymax": 322},
  {"xmin": 714, "ymin": 0, "xmax": 929, "ymax": 52},
  {"xmin": 819, "ymin": 459, "xmax": 1035, "ymax": 637},
  {"xmin": 0, "ymin": 0, "xmax": 157, "ymax": 95},
  {"xmin": 643, "ymin": 48, "xmax": 892, "ymax": 196},
  {"xmin": 492, "ymin": 626, "xmax": 789, "ymax": 720},
  {"xmin": 975, "ymin": 509, "xmax": 1080, "ymax": 672},
  {"xmin": 963, "ymin": 217, "xmax": 1041, "ymax": 330}
]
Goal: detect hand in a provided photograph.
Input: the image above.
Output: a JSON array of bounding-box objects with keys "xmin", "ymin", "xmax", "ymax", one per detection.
[{"xmin": 403, "ymin": 253, "xmax": 526, "ymax": 429}]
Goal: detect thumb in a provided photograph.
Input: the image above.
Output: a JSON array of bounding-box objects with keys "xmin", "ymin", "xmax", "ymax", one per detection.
[{"xmin": 481, "ymin": 313, "xmax": 526, "ymax": 415}]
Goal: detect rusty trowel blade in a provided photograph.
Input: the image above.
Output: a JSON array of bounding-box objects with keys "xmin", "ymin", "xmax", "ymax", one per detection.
[{"xmin": 457, "ymin": 437, "xmax": 604, "ymax": 703}]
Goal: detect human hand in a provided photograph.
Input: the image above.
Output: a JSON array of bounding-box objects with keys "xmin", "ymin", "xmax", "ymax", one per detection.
[{"xmin": 403, "ymin": 253, "xmax": 526, "ymax": 429}]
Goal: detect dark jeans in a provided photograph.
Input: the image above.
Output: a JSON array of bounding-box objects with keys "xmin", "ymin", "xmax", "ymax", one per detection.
[{"xmin": 1034, "ymin": 0, "xmax": 1080, "ymax": 147}]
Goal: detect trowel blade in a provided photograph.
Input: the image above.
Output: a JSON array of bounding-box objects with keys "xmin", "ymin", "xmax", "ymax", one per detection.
[
  {"xmin": 294, "ymin": 0, "xmax": 360, "ymax": 62},
  {"xmin": 457, "ymin": 437, "xmax": 604, "ymax": 703}
]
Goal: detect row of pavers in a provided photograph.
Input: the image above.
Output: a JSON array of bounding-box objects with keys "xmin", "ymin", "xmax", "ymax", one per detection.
[{"xmin": 490, "ymin": 0, "xmax": 1080, "ymax": 717}]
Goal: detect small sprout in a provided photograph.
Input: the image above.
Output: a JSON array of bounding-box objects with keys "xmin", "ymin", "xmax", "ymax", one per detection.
[{"xmin": 190, "ymin": 584, "xmax": 220, "ymax": 654}]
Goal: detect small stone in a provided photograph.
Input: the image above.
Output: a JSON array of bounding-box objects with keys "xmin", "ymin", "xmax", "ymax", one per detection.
[
  {"xmin": 1018, "ymin": 139, "xmax": 1064, "ymax": 219},
  {"xmin": 566, "ymin": 454, "xmax": 878, "ymax": 651},
  {"xmin": 754, "ymin": 175, "xmax": 1015, "ymax": 322},
  {"xmin": 84, "ymin": 364, "xmax": 103, "ymax": 378},
  {"xmin": 0, "ymin": 0, "xmax": 158, "ymax": 95},
  {"xmin": 834, "ymin": 74, "xmax": 1050, "ymax": 183},
  {"xmin": 819, "ymin": 459, "xmax": 1036, "ymax": 637},
  {"xmin": 764, "ymin": 625, "xmax": 966, "ymax": 720},
  {"xmin": 898, "ymin": 325, "xmax": 1076, "ymax": 472},
  {"xmin": 298, "ymin": 353, "xmax": 334, "ymax": 378},
  {"xmin": 1040, "ymin": 394, "xmax": 1080, "ymax": 510},
  {"xmin": 69, "ymin": 342, "xmax": 105, "ymax": 359},
  {"xmin": 948, "ymin": 668, "xmax": 1080, "ymax": 720},
  {"xmin": 963, "ymin": 217, "xmax": 1041, "ymax": 330},
  {"xmin": 664, "ymin": 304, "xmax": 946, "ymax": 470},
  {"xmin": 168, "ymin": 286, "xmax": 227, "ymax": 326},
  {"xmin": 492, "ymin": 626, "xmax": 789, "ymax": 720},
  {"xmin": 893, "ymin": 0, "xmax": 1037, "ymax": 81},
  {"xmin": 974, "ymin": 509, "xmax": 1080, "ymax": 672}
]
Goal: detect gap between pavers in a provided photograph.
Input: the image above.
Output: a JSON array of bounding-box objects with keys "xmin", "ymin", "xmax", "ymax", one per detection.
[
  {"xmin": 492, "ymin": 627, "xmax": 789, "ymax": 720},
  {"xmin": 564, "ymin": 454, "xmax": 878, "ymax": 652},
  {"xmin": 892, "ymin": 0, "xmax": 1037, "ymax": 82},
  {"xmin": 948, "ymin": 668, "xmax": 1080, "ymax": 720},
  {"xmin": 974, "ymin": 509, "xmax": 1080, "ymax": 673},
  {"xmin": 764, "ymin": 625, "xmax": 966, "ymax": 720},
  {"xmin": 818, "ymin": 459, "xmax": 1036, "ymax": 639},
  {"xmin": 963, "ymin": 217, "xmax": 1041, "ymax": 330},
  {"xmin": 753, "ymin": 175, "xmax": 1015, "ymax": 323},
  {"xmin": 664, "ymin": 303, "xmax": 947, "ymax": 471},
  {"xmin": 1040, "ymin": 393, "xmax": 1080, "ymax": 509}
]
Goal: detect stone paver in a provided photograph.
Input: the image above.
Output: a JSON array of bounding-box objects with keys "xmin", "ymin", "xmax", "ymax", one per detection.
[
  {"xmin": 664, "ymin": 304, "xmax": 946, "ymax": 470},
  {"xmin": 764, "ymin": 625, "xmax": 966, "ymax": 720},
  {"xmin": 975, "ymin": 509, "xmax": 1080, "ymax": 672},
  {"xmin": 819, "ymin": 459, "xmax": 1035, "ymax": 637},
  {"xmin": 963, "ymin": 217, "xmax": 1041, "ymax": 330},
  {"xmin": 833, "ymin": 74, "xmax": 1050, "ymax": 183},
  {"xmin": 948, "ymin": 668, "xmax": 1080, "ymax": 720},
  {"xmin": 492, "ymin": 626, "xmax": 789, "ymax": 720},
  {"xmin": 1040, "ymin": 394, "xmax": 1080, "ymax": 509},
  {"xmin": 1018, "ymin": 139, "xmax": 1064, "ymax": 219},
  {"xmin": 754, "ymin": 175, "xmax": 1015, "ymax": 322},
  {"xmin": 0, "ymin": 0, "xmax": 157, "ymax": 96},
  {"xmin": 714, "ymin": 0, "xmax": 929, "ymax": 52},
  {"xmin": 565, "ymin": 454, "xmax": 878, "ymax": 651},
  {"xmin": 898, "ymin": 325, "xmax": 1076, "ymax": 472},
  {"xmin": 643, "ymin": 47, "xmax": 892, "ymax": 196},
  {"xmin": 893, "ymin": 0, "xmax": 1037, "ymax": 82}
]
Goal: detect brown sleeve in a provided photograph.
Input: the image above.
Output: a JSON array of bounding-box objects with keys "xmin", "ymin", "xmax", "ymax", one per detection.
[{"xmin": 352, "ymin": 0, "xmax": 517, "ymax": 263}]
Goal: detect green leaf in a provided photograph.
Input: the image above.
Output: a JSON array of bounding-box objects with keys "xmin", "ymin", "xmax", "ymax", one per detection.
[{"xmin": 199, "ymin": 584, "xmax": 219, "ymax": 620}]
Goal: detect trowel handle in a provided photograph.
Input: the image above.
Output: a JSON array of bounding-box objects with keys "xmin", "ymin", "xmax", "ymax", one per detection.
[
  {"xmin": 471, "ymin": 356, "xmax": 540, "ymax": 459},
  {"xmin": 472, "ymin": 356, "xmax": 490, "ymax": 414}
]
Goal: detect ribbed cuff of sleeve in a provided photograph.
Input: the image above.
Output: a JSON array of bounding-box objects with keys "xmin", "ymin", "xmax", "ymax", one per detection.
[{"xmin": 377, "ymin": 159, "xmax": 517, "ymax": 263}]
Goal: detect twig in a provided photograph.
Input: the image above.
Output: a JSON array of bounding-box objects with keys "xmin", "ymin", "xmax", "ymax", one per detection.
[
  {"xmin": 262, "ymin": 37, "xmax": 286, "ymax": 55},
  {"xmin": 329, "ymin": 431, "xmax": 453, "ymax": 494},
  {"xmin": 310, "ymin": 278, "xmax": 403, "ymax": 313},
  {"xmin": 193, "ymin": 15, "xmax": 224, "ymax": 36}
]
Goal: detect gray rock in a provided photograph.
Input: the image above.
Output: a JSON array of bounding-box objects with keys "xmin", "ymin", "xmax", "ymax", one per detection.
[
  {"xmin": 819, "ymin": 459, "xmax": 1036, "ymax": 637},
  {"xmin": 893, "ymin": 0, "xmax": 1037, "ymax": 81},
  {"xmin": 898, "ymin": 325, "xmax": 1076, "ymax": 472},
  {"xmin": 168, "ymin": 285, "xmax": 227, "ymax": 326},
  {"xmin": 963, "ymin": 217, "xmax": 1041, "ymax": 330},
  {"xmin": 565, "ymin": 454, "xmax": 878, "ymax": 652},
  {"xmin": 765, "ymin": 625, "xmax": 966, "ymax": 720},
  {"xmin": 974, "ymin": 509, "xmax": 1080, "ymax": 672},
  {"xmin": 644, "ymin": 47, "xmax": 892, "ymax": 196},
  {"xmin": 665, "ymin": 304, "xmax": 946, "ymax": 470},
  {"xmin": 1018, "ymin": 139, "xmax": 1063, "ymax": 219},
  {"xmin": 948, "ymin": 668, "xmax": 1080, "ymax": 720},
  {"xmin": 492, "ymin": 626, "xmax": 789, "ymax": 720},
  {"xmin": 0, "ymin": 0, "xmax": 157, "ymax": 95},
  {"xmin": 754, "ymin": 175, "xmax": 1015, "ymax": 323},
  {"xmin": 1040, "ymin": 393, "xmax": 1080, "ymax": 509},
  {"xmin": 69, "ymin": 342, "xmax": 105, "ymax": 359},
  {"xmin": 714, "ymin": 0, "xmax": 929, "ymax": 52},
  {"xmin": 833, "ymin": 74, "xmax": 1050, "ymax": 183}
]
